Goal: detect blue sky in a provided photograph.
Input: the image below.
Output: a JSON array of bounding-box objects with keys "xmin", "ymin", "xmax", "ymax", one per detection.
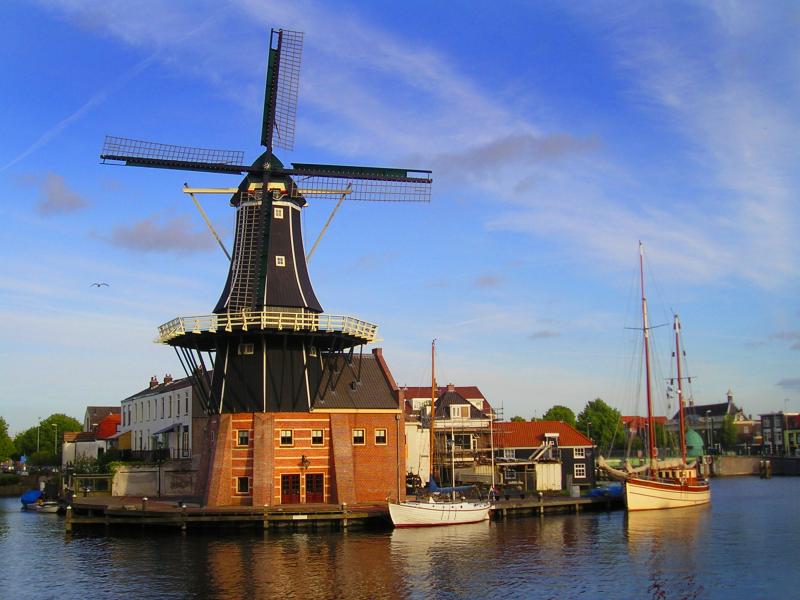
[{"xmin": 1, "ymin": 1, "xmax": 798, "ymax": 433}]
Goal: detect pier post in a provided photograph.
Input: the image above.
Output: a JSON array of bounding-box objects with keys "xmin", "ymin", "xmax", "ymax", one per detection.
[{"xmin": 65, "ymin": 505, "xmax": 72, "ymax": 533}]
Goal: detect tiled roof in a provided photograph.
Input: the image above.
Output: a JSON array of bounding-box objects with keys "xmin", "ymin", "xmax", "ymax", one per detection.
[
  {"xmin": 311, "ymin": 349, "xmax": 399, "ymax": 410},
  {"xmin": 402, "ymin": 385, "xmax": 484, "ymax": 400},
  {"xmin": 95, "ymin": 414, "xmax": 121, "ymax": 440},
  {"xmin": 433, "ymin": 390, "xmax": 486, "ymax": 419},
  {"xmin": 677, "ymin": 401, "xmax": 737, "ymax": 421},
  {"xmin": 494, "ymin": 421, "xmax": 592, "ymax": 448},
  {"xmin": 124, "ymin": 375, "xmax": 195, "ymax": 401},
  {"xmin": 64, "ymin": 431, "xmax": 97, "ymax": 443}
]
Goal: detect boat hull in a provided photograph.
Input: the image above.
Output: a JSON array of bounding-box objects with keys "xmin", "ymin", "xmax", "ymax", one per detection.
[
  {"xmin": 625, "ymin": 477, "xmax": 710, "ymax": 511},
  {"xmin": 389, "ymin": 501, "xmax": 491, "ymax": 527},
  {"xmin": 35, "ymin": 502, "xmax": 60, "ymax": 514}
]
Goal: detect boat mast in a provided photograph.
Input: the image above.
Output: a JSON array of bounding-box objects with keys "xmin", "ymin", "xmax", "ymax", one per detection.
[
  {"xmin": 639, "ymin": 242, "xmax": 657, "ymax": 470},
  {"xmin": 674, "ymin": 314, "xmax": 687, "ymax": 464},
  {"xmin": 429, "ymin": 339, "xmax": 436, "ymax": 484}
]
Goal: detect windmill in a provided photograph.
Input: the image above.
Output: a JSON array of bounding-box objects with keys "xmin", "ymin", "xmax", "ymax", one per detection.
[{"xmin": 101, "ymin": 29, "xmax": 431, "ymax": 414}]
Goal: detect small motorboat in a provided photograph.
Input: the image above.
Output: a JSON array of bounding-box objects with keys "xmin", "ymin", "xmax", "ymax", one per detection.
[
  {"xmin": 34, "ymin": 500, "xmax": 61, "ymax": 514},
  {"xmin": 20, "ymin": 489, "xmax": 43, "ymax": 509}
]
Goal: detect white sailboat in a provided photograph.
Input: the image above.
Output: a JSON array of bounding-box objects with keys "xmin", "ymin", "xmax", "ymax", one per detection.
[
  {"xmin": 600, "ymin": 243, "xmax": 710, "ymax": 511},
  {"xmin": 389, "ymin": 340, "xmax": 491, "ymax": 528}
]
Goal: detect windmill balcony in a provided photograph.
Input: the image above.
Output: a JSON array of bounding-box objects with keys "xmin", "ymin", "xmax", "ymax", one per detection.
[{"xmin": 155, "ymin": 309, "xmax": 378, "ymax": 347}]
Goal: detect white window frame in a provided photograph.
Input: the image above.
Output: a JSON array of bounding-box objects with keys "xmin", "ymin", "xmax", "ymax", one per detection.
[
  {"xmin": 574, "ymin": 463, "xmax": 587, "ymax": 479},
  {"xmin": 375, "ymin": 428, "xmax": 387, "ymax": 445},
  {"xmin": 311, "ymin": 429, "xmax": 324, "ymax": 446},
  {"xmin": 236, "ymin": 430, "xmax": 249, "ymax": 447},
  {"xmin": 450, "ymin": 405, "xmax": 470, "ymax": 419},
  {"xmin": 280, "ymin": 429, "xmax": 293, "ymax": 447},
  {"xmin": 352, "ymin": 429, "xmax": 365, "ymax": 446},
  {"xmin": 573, "ymin": 447, "xmax": 586, "ymax": 459},
  {"xmin": 273, "ymin": 206, "xmax": 284, "ymax": 219},
  {"xmin": 236, "ymin": 476, "xmax": 250, "ymax": 494},
  {"xmin": 275, "ymin": 255, "xmax": 286, "ymax": 267}
]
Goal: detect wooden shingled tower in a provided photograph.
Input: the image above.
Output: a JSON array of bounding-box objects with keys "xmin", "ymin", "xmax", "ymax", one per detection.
[{"xmin": 101, "ymin": 29, "xmax": 431, "ymax": 417}]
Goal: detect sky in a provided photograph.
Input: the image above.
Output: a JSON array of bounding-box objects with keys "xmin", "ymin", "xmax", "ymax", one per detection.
[{"xmin": 1, "ymin": 0, "xmax": 799, "ymax": 433}]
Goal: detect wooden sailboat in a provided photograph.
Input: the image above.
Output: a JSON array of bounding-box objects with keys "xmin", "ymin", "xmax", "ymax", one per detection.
[
  {"xmin": 388, "ymin": 340, "xmax": 491, "ymax": 527},
  {"xmin": 601, "ymin": 243, "xmax": 710, "ymax": 511}
]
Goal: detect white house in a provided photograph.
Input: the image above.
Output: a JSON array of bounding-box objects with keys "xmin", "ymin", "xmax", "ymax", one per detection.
[{"xmin": 120, "ymin": 374, "xmax": 201, "ymax": 458}]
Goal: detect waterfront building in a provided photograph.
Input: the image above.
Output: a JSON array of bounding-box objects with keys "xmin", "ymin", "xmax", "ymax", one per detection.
[
  {"xmin": 402, "ymin": 384, "xmax": 495, "ymax": 486},
  {"xmin": 120, "ymin": 374, "xmax": 200, "ymax": 459},
  {"xmin": 670, "ymin": 389, "xmax": 750, "ymax": 452},
  {"xmin": 493, "ymin": 421, "xmax": 596, "ymax": 491},
  {"xmin": 760, "ymin": 412, "xmax": 800, "ymax": 456},
  {"xmin": 62, "ymin": 413, "xmax": 120, "ymax": 468}
]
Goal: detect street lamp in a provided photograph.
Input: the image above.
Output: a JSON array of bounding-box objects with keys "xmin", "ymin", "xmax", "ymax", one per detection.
[
  {"xmin": 705, "ymin": 410, "xmax": 712, "ymax": 452},
  {"xmin": 587, "ymin": 421, "xmax": 592, "ymax": 444},
  {"xmin": 37, "ymin": 419, "xmax": 41, "ymax": 453},
  {"xmin": 52, "ymin": 424, "xmax": 58, "ymax": 461}
]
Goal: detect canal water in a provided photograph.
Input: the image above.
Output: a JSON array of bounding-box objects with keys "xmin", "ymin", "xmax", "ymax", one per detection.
[{"xmin": 1, "ymin": 477, "xmax": 797, "ymax": 599}]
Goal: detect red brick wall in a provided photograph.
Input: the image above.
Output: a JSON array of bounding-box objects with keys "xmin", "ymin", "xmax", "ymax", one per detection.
[{"xmin": 202, "ymin": 411, "xmax": 405, "ymax": 507}]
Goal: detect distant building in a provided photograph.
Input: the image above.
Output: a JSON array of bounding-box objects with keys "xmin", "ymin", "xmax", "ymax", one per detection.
[
  {"xmin": 761, "ymin": 412, "xmax": 800, "ymax": 456},
  {"xmin": 671, "ymin": 389, "xmax": 750, "ymax": 451},
  {"xmin": 402, "ymin": 383, "xmax": 494, "ymax": 486},
  {"xmin": 493, "ymin": 421, "xmax": 595, "ymax": 491},
  {"xmin": 83, "ymin": 406, "xmax": 120, "ymax": 433},
  {"xmin": 62, "ymin": 414, "xmax": 119, "ymax": 469}
]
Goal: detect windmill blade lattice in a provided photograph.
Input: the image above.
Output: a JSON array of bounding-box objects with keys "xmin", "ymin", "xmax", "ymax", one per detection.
[
  {"xmin": 100, "ymin": 136, "xmax": 248, "ymax": 174},
  {"xmin": 262, "ymin": 29, "xmax": 303, "ymax": 152}
]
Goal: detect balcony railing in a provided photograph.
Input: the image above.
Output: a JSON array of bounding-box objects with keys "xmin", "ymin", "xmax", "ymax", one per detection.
[{"xmin": 156, "ymin": 310, "xmax": 378, "ymax": 344}]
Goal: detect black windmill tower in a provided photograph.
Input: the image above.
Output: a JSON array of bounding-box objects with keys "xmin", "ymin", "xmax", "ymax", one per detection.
[{"xmin": 101, "ymin": 29, "xmax": 431, "ymax": 414}]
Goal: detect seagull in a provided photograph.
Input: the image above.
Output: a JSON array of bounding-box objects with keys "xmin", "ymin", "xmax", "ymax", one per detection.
[{"xmin": 90, "ymin": 282, "xmax": 110, "ymax": 287}]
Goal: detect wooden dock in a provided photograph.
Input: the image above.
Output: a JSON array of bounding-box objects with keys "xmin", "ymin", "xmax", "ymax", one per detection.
[
  {"xmin": 490, "ymin": 492, "xmax": 623, "ymax": 519},
  {"xmin": 65, "ymin": 492, "xmax": 623, "ymax": 533},
  {"xmin": 65, "ymin": 497, "xmax": 389, "ymax": 532}
]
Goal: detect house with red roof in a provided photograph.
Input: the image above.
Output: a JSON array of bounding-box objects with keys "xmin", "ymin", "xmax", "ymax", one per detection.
[{"xmin": 493, "ymin": 421, "xmax": 595, "ymax": 491}]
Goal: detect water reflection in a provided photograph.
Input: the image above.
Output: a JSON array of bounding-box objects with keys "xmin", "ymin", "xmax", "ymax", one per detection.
[{"xmin": 625, "ymin": 507, "xmax": 710, "ymax": 600}]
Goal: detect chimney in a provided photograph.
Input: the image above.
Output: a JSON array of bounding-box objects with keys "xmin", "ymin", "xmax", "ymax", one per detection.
[
  {"xmin": 164, "ymin": 373, "xmax": 173, "ymax": 385},
  {"xmin": 447, "ymin": 383, "xmax": 455, "ymax": 393},
  {"xmin": 727, "ymin": 388, "xmax": 733, "ymax": 407},
  {"xmin": 149, "ymin": 376, "xmax": 159, "ymax": 389}
]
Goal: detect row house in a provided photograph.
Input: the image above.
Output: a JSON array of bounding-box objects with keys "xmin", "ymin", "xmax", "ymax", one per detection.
[
  {"xmin": 120, "ymin": 374, "xmax": 202, "ymax": 459},
  {"xmin": 761, "ymin": 412, "xmax": 800, "ymax": 456}
]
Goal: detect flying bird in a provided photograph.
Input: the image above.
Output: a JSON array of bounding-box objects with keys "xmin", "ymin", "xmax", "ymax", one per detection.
[{"xmin": 89, "ymin": 282, "xmax": 110, "ymax": 287}]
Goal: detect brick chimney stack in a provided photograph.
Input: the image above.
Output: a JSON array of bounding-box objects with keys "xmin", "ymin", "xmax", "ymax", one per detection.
[
  {"xmin": 447, "ymin": 383, "xmax": 455, "ymax": 393},
  {"xmin": 164, "ymin": 374, "xmax": 173, "ymax": 385},
  {"xmin": 149, "ymin": 376, "xmax": 159, "ymax": 389}
]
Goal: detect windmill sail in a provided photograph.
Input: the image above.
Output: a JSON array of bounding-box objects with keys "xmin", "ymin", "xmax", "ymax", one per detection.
[
  {"xmin": 100, "ymin": 136, "xmax": 248, "ymax": 174},
  {"xmin": 262, "ymin": 29, "xmax": 303, "ymax": 152}
]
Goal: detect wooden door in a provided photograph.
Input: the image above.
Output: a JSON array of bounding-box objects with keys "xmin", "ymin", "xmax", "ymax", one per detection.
[
  {"xmin": 305, "ymin": 473, "xmax": 324, "ymax": 503},
  {"xmin": 281, "ymin": 474, "xmax": 300, "ymax": 504}
]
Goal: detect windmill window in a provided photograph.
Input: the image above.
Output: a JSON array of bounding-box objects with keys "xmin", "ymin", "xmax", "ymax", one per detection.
[
  {"xmin": 280, "ymin": 430, "xmax": 293, "ymax": 446},
  {"xmin": 308, "ymin": 346, "xmax": 318, "ymax": 357},
  {"xmin": 311, "ymin": 429, "xmax": 324, "ymax": 446},
  {"xmin": 273, "ymin": 207, "xmax": 284, "ymax": 219},
  {"xmin": 352, "ymin": 429, "xmax": 365, "ymax": 445},
  {"xmin": 236, "ymin": 477, "xmax": 250, "ymax": 494},
  {"xmin": 276, "ymin": 255, "xmax": 286, "ymax": 267},
  {"xmin": 375, "ymin": 429, "xmax": 387, "ymax": 445},
  {"xmin": 238, "ymin": 343, "xmax": 255, "ymax": 356},
  {"xmin": 237, "ymin": 430, "xmax": 249, "ymax": 447}
]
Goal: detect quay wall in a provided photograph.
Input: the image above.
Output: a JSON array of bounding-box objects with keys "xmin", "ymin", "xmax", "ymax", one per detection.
[
  {"xmin": 715, "ymin": 456, "xmax": 760, "ymax": 476},
  {"xmin": 113, "ymin": 462, "xmax": 197, "ymax": 497}
]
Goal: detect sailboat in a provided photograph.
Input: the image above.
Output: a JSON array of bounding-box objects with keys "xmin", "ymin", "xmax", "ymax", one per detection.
[
  {"xmin": 599, "ymin": 243, "xmax": 710, "ymax": 511},
  {"xmin": 388, "ymin": 340, "xmax": 491, "ymax": 527}
]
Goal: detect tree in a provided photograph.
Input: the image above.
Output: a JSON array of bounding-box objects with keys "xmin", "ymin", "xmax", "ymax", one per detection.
[
  {"xmin": 13, "ymin": 413, "xmax": 81, "ymax": 463},
  {"xmin": 720, "ymin": 415, "xmax": 737, "ymax": 450},
  {"xmin": 0, "ymin": 417, "xmax": 15, "ymax": 461},
  {"xmin": 510, "ymin": 415, "xmax": 526, "ymax": 422},
  {"xmin": 577, "ymin": 398, "xmax": 624, "ymax": 452},
  {"xmin": 541, "ymin": 405, "xmax": 576, "ymax": 428}
]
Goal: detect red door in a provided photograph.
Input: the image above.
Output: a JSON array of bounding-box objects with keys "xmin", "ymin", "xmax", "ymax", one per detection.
[
  {"xmin": 281, "ymin": 474, "xmax": 300, "ymax": 504},
  {"xmin": 305, "ymin": 473, "xmax": 324, "ymax": 503}
]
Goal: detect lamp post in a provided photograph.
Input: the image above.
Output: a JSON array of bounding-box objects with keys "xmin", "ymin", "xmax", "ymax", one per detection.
[
  {"xmin": 705, "ymin": 410, "xmax": 712, "ymax": 452},
  {"xmin": 37, "ymin": 419, "xmax": 41, "ymax": 453},
  {"xmin": 52, "ymin": 424, "xmax": 58, "ymax": 462},
  {"xmin": 587, "ymin": 420, "xmax": 592, "ymax": 444}
]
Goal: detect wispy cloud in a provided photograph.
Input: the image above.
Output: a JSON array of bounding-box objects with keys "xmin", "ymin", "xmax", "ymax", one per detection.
[
  {"xmin": 35, "ymin": 172, "xmax": 88, "ymax": 215},
  {"xmin": 777, "ymin": 378, "xmax": 800, "ymax": 391},
  {"xmin": 770, "ymin": 331, "xmax": 800, "ymax": 351},
  {"xmin": 103, "ymin": 215, "xmax": 215, "ymax": 254},
  {"xmin": 528, "ymin": 329, "xmax": 560, "ymax": 340},
  {"xmin": 474, "ymin": 274, "xmax": 504, "ymax": 289}
]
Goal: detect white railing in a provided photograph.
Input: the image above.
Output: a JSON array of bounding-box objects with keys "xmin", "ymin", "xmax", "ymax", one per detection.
[{"xmin": 156, "ymin": 310, "xmax": 378, "ymax": 344}]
